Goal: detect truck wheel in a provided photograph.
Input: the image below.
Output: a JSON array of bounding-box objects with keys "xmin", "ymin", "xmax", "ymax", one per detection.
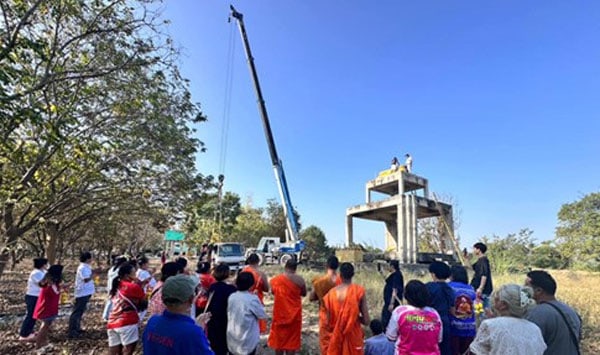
[{"xmin": 280, "ymin": 253, "xmax": 294, "ymax": 265}]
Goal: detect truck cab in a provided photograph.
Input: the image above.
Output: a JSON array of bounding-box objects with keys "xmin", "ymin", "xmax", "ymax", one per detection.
[
  {"xmin": 211, "ymin": 242, "xmax": 245, "ymax": 272},
  {"xmin": 257, "ymin": 237, "xmax": 280, "ymax": 253},
  {"xmin": 248, "ymin": 237, "xmax": 305, "ymax": 265}
]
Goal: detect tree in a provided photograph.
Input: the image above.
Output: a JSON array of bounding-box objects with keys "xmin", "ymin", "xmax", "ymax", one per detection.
[
  {"xmin": 418, "ymin": 193, "xmax": 461, "ymax": 254},
  {"xmin": 481, "ymin": 228, "xmax": 536, "ymax": 273},
  {"xmin": 531, "ymin": 241, "xmax": 568, "ymax": 269},
  {"xmin": 230, "ymin": 204, "xmax": 269, "ymax": 247},
  {"xmin": 185, "ymin": 187, "xmax": 242, "ymax": 246},
  {"xmin": 556, "ymin": 192, "xmax": 600, "ymax": 271},
  {"xmin": 264, "ymin": 199, "xmax": 301, "ymax": 241},
  {"xmin": 300, "ymin": 225, "xmax": 331, "ymax": 261},
  {"xmin": 0, "ymin": 0, "xmax": 206, "ymax": 272}
]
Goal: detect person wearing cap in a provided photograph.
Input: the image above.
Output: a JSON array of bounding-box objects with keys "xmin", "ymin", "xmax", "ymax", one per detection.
[{"xmin": 143, "ymin": 274, "xmax": 214, "ymax": 355}]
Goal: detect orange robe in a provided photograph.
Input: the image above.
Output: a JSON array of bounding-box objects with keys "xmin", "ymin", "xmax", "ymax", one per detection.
[
  {"xmin": 313, "ymin": 274, "xmax": 342, "ymax": 355},
  {"xmin": 267, "ymin": 274, "xmax": 303, "ymax": 351},
  {"xmin": 242, "ymin": 265, "xmax": 268, "ymax": 333},
  {"xmin": 322, "ymin": 284, "xmax": 366, "ymax": 355}
]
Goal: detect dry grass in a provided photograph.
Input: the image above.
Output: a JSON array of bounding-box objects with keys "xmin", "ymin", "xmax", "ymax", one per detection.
[
  {"xmin": 1, "ymin": 262, "xmax": 597, "ymax": 354},
  {"xmin": 297, "ymin": 266, "xmax": 599, "ymax": 355}
]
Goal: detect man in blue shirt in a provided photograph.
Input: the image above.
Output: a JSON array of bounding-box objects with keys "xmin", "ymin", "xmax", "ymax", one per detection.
[
  {"xmin": 448, "ymin": 265, "xmax": 477, "ymax": 355},
  {"xmin": 365, "ymin": 319, "xmax": 394, "ymax": 355},
  {"xmin": 143, "ymin": 274, "xmax": 214, "ymax": 355}
]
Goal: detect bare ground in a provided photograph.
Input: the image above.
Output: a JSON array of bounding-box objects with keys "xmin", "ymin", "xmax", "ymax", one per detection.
[{"xmin": 0, "ymin": 261, "xmax": 322, "ymax": 355}]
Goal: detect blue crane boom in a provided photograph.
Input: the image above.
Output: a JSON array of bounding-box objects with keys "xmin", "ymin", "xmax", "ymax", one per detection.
[{"xmin": 230, "ymin": 5, "xmax": 300, "ymax": 243}]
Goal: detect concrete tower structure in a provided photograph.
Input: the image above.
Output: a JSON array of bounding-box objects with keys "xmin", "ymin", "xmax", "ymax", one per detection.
[{"xmin": 346, "ymin": 169, "xmax": 455, "ymax": 264}]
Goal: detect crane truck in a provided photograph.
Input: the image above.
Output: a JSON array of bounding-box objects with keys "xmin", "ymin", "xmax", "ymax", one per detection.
[{"xmin": 230, "ymin": 6, "xmax": 305, "ymax": 265}]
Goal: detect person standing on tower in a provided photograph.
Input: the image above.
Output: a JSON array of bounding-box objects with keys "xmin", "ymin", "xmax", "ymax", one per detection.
[
  {"xmin": 404, "ymin": 154, "xmax": 413, "ymax": 173},
  {"xmin": 391, "ymin": 157, "xmax": 399, "ymax": 171}
]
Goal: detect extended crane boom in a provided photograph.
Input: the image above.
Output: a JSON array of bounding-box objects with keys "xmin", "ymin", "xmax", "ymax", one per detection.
[{"xmin": 230, "ymin": 5, "xmax": 300, "ymax": 243}]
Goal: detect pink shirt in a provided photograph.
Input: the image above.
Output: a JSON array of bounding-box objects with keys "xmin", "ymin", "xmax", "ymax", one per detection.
[
  {"xmin": 148, "ymin": 281, "xmax": 166, "ymax": 316},
  {"xmin": 385, "ymin": 305, "xmax": 443, "ymax": 355}
]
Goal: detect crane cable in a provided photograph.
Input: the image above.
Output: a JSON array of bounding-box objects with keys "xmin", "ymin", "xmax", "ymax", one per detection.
[
  {"xmin": 215, "ymin": 20, "xmax": 236, "ymax": 241},
  {"xmin": 219, "ymin": 20, "xmax": 236, "ymax": 176}
]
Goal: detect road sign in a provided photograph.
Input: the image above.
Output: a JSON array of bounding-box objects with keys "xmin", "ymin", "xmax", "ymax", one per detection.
[{"xmin": 165, "ymin": 230, "xmax": 185, "ymax": 241}]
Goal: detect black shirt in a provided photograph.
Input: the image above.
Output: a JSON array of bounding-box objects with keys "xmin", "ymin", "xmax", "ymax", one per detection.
[
  {"xmin": 470, "ymin": 256, "xmax": 493, "ymax": 295},
  {"xmin": 206, "ymin": 281, "xmax": 237, "ymax": 355},
  {"xmin": 383, "ymin": 270, "xmax": 404, "ymax": 306}
]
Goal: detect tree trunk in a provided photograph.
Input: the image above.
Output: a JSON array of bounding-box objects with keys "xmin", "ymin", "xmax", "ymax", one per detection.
[
  {"xmin": 57, "ymin": 237, "xmax": 64, "ymax": 264},
  {"xmin": 0, "ymin": 229, "xmax": 21, "ymax": 277},
  {"xmin": 0, "ymin": 251, "xmax": 9, "ymax": 276},
  {"xmin": 46, "ymin": 222, "xmax": 60, "ymax": 264},
  {"xmin": 10, "ymin": 248, "xmax": 22, "ymax": 270}
]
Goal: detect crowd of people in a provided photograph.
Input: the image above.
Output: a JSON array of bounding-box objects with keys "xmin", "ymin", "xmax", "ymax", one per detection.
[{"xmin": 17, "ymin": 242, "xmax": 583, "ymax": 355}]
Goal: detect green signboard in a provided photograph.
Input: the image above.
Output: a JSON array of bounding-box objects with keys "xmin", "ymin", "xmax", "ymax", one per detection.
[{"xmin": 165, "ymin": 230, "xmax": 185, "ymax": 241}]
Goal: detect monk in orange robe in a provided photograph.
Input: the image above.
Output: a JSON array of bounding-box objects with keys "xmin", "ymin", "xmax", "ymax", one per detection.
[
  {"xmin": 309, "ymin": 255, "xmax": 341, "ymax": 355},
  {"xmin": 242, "ymin": 253, "xmax": 269, "ymax": 333},
  {"xmin": 323, "ymin": 262, "xmax": 370, "ymax": 355},
  {"xmin": 267, "ymin": 259, "xmax": 307, "ymax": 355}
]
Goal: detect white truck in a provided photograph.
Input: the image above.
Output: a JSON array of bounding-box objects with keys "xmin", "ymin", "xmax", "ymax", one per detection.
[
  {"xmin": 211, "ymin": 242, "xmax": 246, "ymax": 272},
  {"xmin": 245, "ymin": 237, "xmax": 305, "ymax": 266}
]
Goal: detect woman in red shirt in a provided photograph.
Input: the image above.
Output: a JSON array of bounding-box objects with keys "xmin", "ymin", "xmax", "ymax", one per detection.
[
  {"xmin": 33, "ymin": 265, "xmax": 64, "ymax": 351},
  {"xmin": 195, "ymin": 262, "xmax": 216, "ymax": 315},
  {"xmin": 107, "ymin": 263, "xmax": 147, "ymax": 355}
]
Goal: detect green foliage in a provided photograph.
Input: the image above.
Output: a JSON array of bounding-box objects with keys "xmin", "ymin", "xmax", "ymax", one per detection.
[
  {"xmin": 264, "ymin": 198, "xmax": 301, "ymax": 241},
  {"xmin": 230, "ymin": 204, "xmax": 269, "ymax": 247},
  {"xmin": 0, "ymin": 0, "xmax": 207, "ymax": 269},
  {"xmin": 185, "ymin": 188, "xmax": 242, "ymax": 246},
  {"xmin": 531, "ymin": 241, "xmax": 568, "ymax": 269},
  {"xmin": 480, "ymin": 228, "xmax": 536, "ymax": 273},
  {"xmin": 300, "ymin": 225, "xmax": 331, "ymax": 261},
  {"xmin": 556, "ymin": 192, "xmax": 600, "ymax": 271}
]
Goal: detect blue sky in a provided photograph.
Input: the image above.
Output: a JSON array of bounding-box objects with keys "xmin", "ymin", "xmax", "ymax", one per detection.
[{"xmin": 162, "ymin": 1, "xmax": 600, "ymax": 249}]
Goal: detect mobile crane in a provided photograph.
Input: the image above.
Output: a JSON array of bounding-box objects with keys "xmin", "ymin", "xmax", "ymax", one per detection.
[{"xmin": 230, "ymin": 6, "xmax": 305, "ymax": 265}]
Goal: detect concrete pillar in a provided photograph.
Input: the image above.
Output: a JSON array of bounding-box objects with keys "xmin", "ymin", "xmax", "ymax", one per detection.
[
  {"xmin": 406, "ymin": 195, "xmax": 413, "ymax": 263},
  {"xmin": 411, "ymin": 194, "xmax": 418, "ymax": 263},
  {"xmin": 346, "ymin": 215, "xmax": 353, "ymax": 246},
  {"xmin": 423, "ymin": 179, "xmax": 429, "ymax": 198},
  {"xmin": 365, "ymin": 185, "xmax": 371, "ymax": 204},
  {"xmin": 399, "ymin": 174, "xmax": 405, "ymax": 195},
  {"xmin": 397, "ymin": 197, "xmax": 408, "ymax": 263},
  {"xmin": 385, "ymin": 221, "xmax": 397, "ymax": 251}
]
